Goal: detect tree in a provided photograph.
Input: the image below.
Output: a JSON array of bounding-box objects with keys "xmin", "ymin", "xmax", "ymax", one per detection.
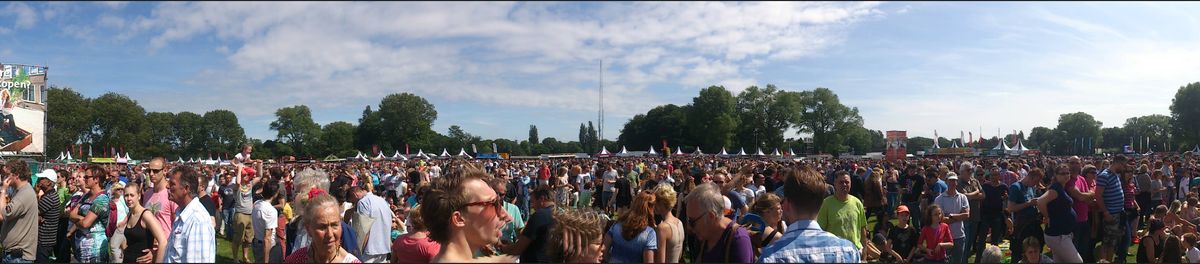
[
  {"xmin": 355, "ymin": 105, "xmax": 383, "ymax": 152},
  {"xmin": 1052, "ymin": 112, "xmax": 1102, "ymax": 155},
  {"xmin": 447, "ymin": 125, "xmax": 481, "ymax": 148},
  {"xmin": 1171, "ymin": 82, "xmax": 1200, "ymax": 149},
  {"xmin": 89, "ymin": 92, "xmax": 146, "ymax": 157},
  {"xmin": 1100, "ymin": 127, "xmax": 1127, "ymax": 153},
  {"xmin": 1125, "ymin": 114, "xmax": 1173, "ymax": 152},
  {"xmin": 687, "ymin": 86, "xmax": 739, "ymax": 151},
  {"xmin": 202, "ymin": 110, "xmax": 246, "ymax": 155},
  {"xmin": 269, "ymin": 105, "xmax": 322, "ymax": 157},
  {"xmin": 377, "ymin": 93, "xmax": 438, "ymax": 151},
  {"xmin": 794, "ymin": 88, "xmax": 864, "ymax": 154},
  {"xmin": 735, "ymin": 85, "xmax": 802, "ymax": 150},
  {"xmin": 1027, "ymin": 126, "xmax": 1054, "ymax": 151},
  {"xmin": 528, "ymin": 125, "xmax": 539, "ymax": 148},
  {"xmin": 320, "ymin": 121, "xmax": 357, "ymax": 157},
  {"xmin": 173, "ymin": 112, "xmax": 205, "ymax": 157},
  {"xmin": 46, "ymin": 87, "xmax": 92, "ymax": 157},
  {"xmin": 907, "ymin": 137, "xmax": 934, "ymax": 154},
  {"xmin": 587, "ymin": 122, "xmax": 598, "ymax": 153},
  {"xmin": 618, "ymin": 104, "xmax": 689, "ymax": 150},
  {"xmin": 143, "ymin": 112, "xmax": 177, "ymax": 158}
]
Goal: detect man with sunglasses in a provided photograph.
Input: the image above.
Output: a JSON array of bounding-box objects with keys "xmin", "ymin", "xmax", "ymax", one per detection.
[
  {"xmin": 423, "ymin": 169, "xmax": 515, "ymax": 263},
  {"xmin": 143, "ymin": 157, "xmax": 178, "ymax": 239}
]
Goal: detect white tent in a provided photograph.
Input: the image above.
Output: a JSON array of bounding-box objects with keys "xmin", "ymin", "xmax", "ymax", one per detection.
[
  {"xmin": 354, "ymin": 151, "xmax": 364, "ymax": 160},
  {"xmin": 598, "ymin": 146, "xmax": 611, "ymax": 155},
  {"xmin": 176, "ymin": 157, "xmax": 184, "ymax": 163},
  {"xmin": 647, "ymin": 146, "xmax": 658, "ymax": 155},
  {"xmin": 692, "ymin": 147, "xmax": 704, "ymax": 155},
  {"xmin": 754, "ymin": 148, "xmax": 765, "ymax": 156},
  {"xmin": 771, "ymin": 148, "xmax": 782, "ymax": 156},
  {"xmin": 673, "ymin": 147, "xmax": 684, "ymax": 155},
  {"xmin": 415, "ymin": 150, "xmax": 427, "ymax": 158},
  {"xmin": 1192, "ymin": 145, "xmax": 1199, "ymax": 154},
  {"xmin": 66, "ymin": 152, "xmax": 73, "ymax": 161},
  {"xmin": 374, "ymin": 152, "xmax": 387, "ymax": 160},
  {"xmin": 951, "ymin": 140, "xmax": 960, "ymax": 148},
  {"xmin": 439, "ymin": 149, "xmax": 450, "ymax": 157},
  {"xmin": 789, "ymin": 148, "xmax": 797, "ymax": 156},
  {"xmin": 719, "ymin": 147, "xmax": 729, "ymax": 156},
  {"xmin": 1008, "ymin": 138, "xmax": 1030, "ymax": 155},
  {"xmin": 737, "ymin": 148, "xmax": 747, "ymax": 156},
  {"xmin": 456, "ymin": 148, "xmax": 471, "ymax": 158},
  {"xmin": 188, "ymin": 158, "xmax": 196, "ymax": 163},
  {"xmin": 619, "ymin": 146, "xmax": 628, "ymax": 154},
  {"xmin": 992, "ymin": 139, "xmax": 1011, "ymax": 151},
  {"xmin": 55, "ymin": 152, "xmax": 64, "ymax": 161}
]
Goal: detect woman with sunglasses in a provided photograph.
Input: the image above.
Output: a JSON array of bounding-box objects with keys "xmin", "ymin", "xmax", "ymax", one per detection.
[
  {"xmin": 67, "ymin": 165, "xmax": 112, "ymax": 263},
  {"xmin": 1034, "ymin": 164, "xmax": 1083, "ymax": 263}
]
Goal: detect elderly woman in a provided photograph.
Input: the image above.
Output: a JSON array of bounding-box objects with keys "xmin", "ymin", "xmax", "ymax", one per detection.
[
  {"xmin": 286, "ymin": 168, "xmax": 361, "ymax": 257},
  {"xmin": 283, "ymin": 191, "xmax": 361, "ymax": 263}
]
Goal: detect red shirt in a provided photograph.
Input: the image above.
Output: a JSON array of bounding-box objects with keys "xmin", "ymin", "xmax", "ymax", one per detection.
[
  {"xmin": 391, "ymin": 234, "xmax": 441, "ymax": 263},
  {"xmin": 919, "ymin": 223, "xmax": 952, "ymax": 261}
]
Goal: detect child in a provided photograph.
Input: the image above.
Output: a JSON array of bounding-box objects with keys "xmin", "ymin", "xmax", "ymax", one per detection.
[
  {"xmin": 918, "ymin": 204, "xmax": 953, "ymax": 263},
  {"xmin": 1018, "ymin": 237, "xmax": 1053, "ymax": 263},
  {"xmin": 873, "ymin": 233, "xmax": 902, "ymax": 263}
]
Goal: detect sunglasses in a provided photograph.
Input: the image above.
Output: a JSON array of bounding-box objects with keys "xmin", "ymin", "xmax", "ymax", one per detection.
[
  {"xmin": 461, "ymin": 197, "xmax": 504, "ymax": 215},
  {"xmin": 149, "ymin": 169, "xmax": 163, "ymax": 174}
]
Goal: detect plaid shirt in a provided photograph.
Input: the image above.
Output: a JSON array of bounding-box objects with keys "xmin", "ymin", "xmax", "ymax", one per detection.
[
  {"xmin": 164, "ymin": 197, "xmax": 216, "ymax": 263},
  {"xmin": 757, "ymin": 220, "xmax": 860, "ymax": 263}
]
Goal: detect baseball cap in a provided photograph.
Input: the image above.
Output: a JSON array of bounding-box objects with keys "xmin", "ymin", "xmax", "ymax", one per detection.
[
  {"xmin": 946, "ymin": 172, "xmax": 959, "ymax": 181},
  {"xmin": 896, "ymin": 205, "xmax": 910, "ymax": 214},
  {"xmin": 37, "ymin": 169, "xmax": 57, "ymax": 183}
]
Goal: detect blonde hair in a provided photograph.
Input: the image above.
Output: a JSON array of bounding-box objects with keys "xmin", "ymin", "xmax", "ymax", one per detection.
[
  {"xmin": 549, "ymin": 207, "xmax": 606, "ymax": 262},
  {"xmin": 653, "ymin": 183, "xmax": 677, "ymax": 211}
]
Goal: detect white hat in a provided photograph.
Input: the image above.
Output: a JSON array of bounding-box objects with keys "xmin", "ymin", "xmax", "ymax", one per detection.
[{"xmin": 37, "ymin": 169, "xmax": 57, "ymax": 183}]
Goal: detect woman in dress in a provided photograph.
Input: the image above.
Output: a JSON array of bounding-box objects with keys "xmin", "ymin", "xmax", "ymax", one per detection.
[
  {"xmin": 121, "ymin": 183, "xmax": 168, "ymax": 263},
  {"xmin": 653, "ymin": 183, "xmax": 684, "ymax": 263}
]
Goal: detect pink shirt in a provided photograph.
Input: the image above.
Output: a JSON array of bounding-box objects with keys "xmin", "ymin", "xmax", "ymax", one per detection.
[
  {"xmin": 391, "ymin": 235, "xmax": 441, "ymax": 263},
  {"xmin": 1068, "ymin": 175, "xmax": 1093, "ymax": 222},
  {"xmin": 145, "ymin": 188, "xmax": 178, "ymax": 236}
]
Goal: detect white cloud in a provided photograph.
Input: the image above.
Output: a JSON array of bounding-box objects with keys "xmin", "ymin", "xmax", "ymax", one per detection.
[{"xmin": 6, "ymin": 2, "xmax": 38, "ymax": 29}]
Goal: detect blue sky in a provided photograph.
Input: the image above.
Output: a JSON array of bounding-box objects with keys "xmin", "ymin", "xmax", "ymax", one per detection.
[{"xmin": 10, "ymin": 2, "xmax": 1200, "ymax": 144}]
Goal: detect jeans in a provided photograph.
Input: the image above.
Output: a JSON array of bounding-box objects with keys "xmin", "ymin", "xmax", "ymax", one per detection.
[
  {"xmin": 221, "ymin": 208, "xmax": 234, "ymax": 239},
  {"xmin": 975, "ymin": 215, "xmax": 1005, "ymax": 263},
  {"xmin": 905, "ymin": 201, "xmax": 923, "ymax": 230},
  {"xmin": 1044, "ymin": 233, "xmax": 1083, "ymax": 263},
  {"xmin": 951, "ymin": 237, "xmax": 966, "ymax": 264},
  {"xmin": 887, "ymin": 192, "xmax": 899, "ymax": 215},
  {"xmin": 962, "ymin": 219, "xmax": 979, "ymax": 263},
  {"xmin": 1073, "ymin": 220, "xmax": 1093, "ymax": 263}
]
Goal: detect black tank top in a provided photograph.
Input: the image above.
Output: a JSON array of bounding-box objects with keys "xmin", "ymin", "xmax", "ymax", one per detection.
[{"xmin": 123, "ymin": 210, "xmax": 153, "ymax": 263}]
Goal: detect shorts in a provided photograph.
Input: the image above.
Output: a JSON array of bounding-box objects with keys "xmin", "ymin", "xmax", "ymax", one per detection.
[
  {"xmin": 236, "ymin": 213, "xmax": 254, "ymax": 243},
  {"xmin": 1102, "ymin": 212, "xmax": 1124, "ymax": 247}
]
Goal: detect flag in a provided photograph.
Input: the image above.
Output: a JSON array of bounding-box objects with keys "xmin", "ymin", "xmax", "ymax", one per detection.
[
  {"xmin": 969, "ymin": 132, "xmax": 973, "ymax": 146},
  {"xmin": 472, "ymin": 144, "xmax": 478, "ymax": 154},
  {"xmin": 492, "ymin": 143, "xmax": 498, "ymax": 153},
  {"xmin": 405, "ymin": 144, "xmax": 410, "ymax": 155}
]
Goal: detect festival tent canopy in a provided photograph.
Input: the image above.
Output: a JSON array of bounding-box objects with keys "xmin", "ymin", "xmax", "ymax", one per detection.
[
  {"xmin": 176, "ymin": 157, "xmax": 184, "ymax": 163},
  {"xmin": 992, "ymin": 139, "xmax": 1011, "ymax": 151},
  {"xmin": 737, "ymin": 148, "xmax": 747, "ymax": 156},
  {"xmin": 619, "ymin": 146, "xmax": 628, "ymax": 154},
  {"xmin": 693, "ymin": 147, "xmax": 704, "ymax": 155},
  {"xmin": 598, "ymin": 146, "xmax": 611, "ymax": 155},
  {"xmin": 789, "ymin": 148, "xmax": 797, "ymax": 156},
  {"xmin": 647, "ymin": 146, "xmax": 658, "ymax": 155},
  {"xmin": 673, "ymin": 147, "xmax": 684, "ymax": 155},
  {"xmin": 754, "ymin": 148, "xmax": 765, "ymax": 156},
  {"xmin": 323, "ymin": 155, "xmax": 343, "ymax": 162},
  {"xmin": 719, "ymin": 148, "xmax": 729, "ymax": 156},
  {"xmin": 456, "ymin": 148, "xmax": 472, "ymax": 158},
  {"xmin": 771, "ymin": 148, "xmax": 782, "ymax": 156},
  {"xmin": 391, "ymin": 151, "xmax": 408, "ymax": 160},
  {"xmin": 1192, "ymin": 145, "xmax": 1199, "ymax": 153},
  {"xmin": 374, "ymin": 152, "xmax": 387, "ymax": 160},
  {"xmin": 439, "ymin": 149, "xmax": 450, "ymax": 157},
  {"xmin": 951, "ymin": 140, "xmax": 960, "ymax": 148}
]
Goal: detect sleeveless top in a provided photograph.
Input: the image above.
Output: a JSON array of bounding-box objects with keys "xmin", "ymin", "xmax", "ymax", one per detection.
[
  {"xmin": 123, "ymin": 210, "xmax": 153, "ymax": 263},
  {"xmin": 665, "ymin": 217, "xmax": 685, "ymax": 263}
]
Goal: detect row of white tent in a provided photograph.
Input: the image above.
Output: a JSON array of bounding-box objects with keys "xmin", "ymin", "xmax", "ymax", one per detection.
[
  {"xmin": 598, "ymin": 146, "xmax": 797, "ymax": 157},
  {"xmin": 350, "ymin": 148, "xmax": 475, "ymax": 161}
]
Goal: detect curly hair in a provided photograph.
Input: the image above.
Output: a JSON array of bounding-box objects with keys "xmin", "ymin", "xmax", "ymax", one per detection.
[{"xmin": 618, "ymin": 191, "xmax": 656, "ymax": 240}]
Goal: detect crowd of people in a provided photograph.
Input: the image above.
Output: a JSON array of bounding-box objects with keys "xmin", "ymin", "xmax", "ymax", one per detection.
[{"xmin": 3, "ymin": 142, "xmax": 1200, "ymax": 263}]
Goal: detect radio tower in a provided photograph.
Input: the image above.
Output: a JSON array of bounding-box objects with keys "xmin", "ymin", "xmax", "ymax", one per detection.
[{"xmin": 598, "ymin": 59, "xmax": 604, "ymax": 142}]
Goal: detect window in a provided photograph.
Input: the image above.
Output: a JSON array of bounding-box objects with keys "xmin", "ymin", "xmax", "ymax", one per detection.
[{"xmin": 23, "ymin": 85, "xmax": 36, "ymax": 102}]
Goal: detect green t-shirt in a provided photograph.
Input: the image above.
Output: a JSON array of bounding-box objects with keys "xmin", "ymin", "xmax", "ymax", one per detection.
[{"xmin": 817, "ymin": 195, "xmax": 867, "ymax": 249}]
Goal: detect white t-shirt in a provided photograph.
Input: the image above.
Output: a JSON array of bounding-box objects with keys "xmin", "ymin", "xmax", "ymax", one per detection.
[
  {"xmin": 1186, "ymin": 247, "xmax": 1200, "ymax": 263},
  {"xmin": 604, "ymin": 169, "xmax": 618, "ymax": 192},
  {"xmin": 429, "ymin": 166, "xmax": 442, "ymax": 178},
  {"xmin": 251, "ymin": 200, "xmax": 278, "ymax": 242}
]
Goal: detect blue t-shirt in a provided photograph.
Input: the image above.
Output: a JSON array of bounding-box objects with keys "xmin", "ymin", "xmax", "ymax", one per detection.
[
  {"xmin": 1045, "ymin": 183, "xmax": 1076, "ymax": 236},
  {"xmin": 1009, "ymin": 181, "xmax": 1038, "ymax": 222},
  {"xmin": 926, "ymin": 179, "xmax": 947, "ymax": 204},
  {"xmin": 606, "ymin": 224, "xmax": 659, "ymax": 263}
]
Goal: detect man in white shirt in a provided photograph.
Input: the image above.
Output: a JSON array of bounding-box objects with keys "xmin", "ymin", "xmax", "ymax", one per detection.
[
  {"xmin": 164, "ymin": 166, "xmax": 216, "ymax": 263},
  {"xmin": 251, "ymin": 181, "xmax": 279, "ymax": 263},
  {"xmin": 352, "ymin": 186, "xmax": 393, "ymax": 263}
]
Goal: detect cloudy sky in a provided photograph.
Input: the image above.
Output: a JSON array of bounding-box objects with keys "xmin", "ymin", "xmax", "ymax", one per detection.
[{"xmin": 11, "ymin": 2, "xmax": 1200, "ymax": 143}]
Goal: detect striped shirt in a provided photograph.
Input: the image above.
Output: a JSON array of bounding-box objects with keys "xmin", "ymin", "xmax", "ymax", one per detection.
[
  {"xmin": 757, "ymin": 220, "xmax": 861, "ymax": 263},
  {"xmin": 1097, "ymin": 169, "xmax": 1124, "ymax": 214},
  {"xmin": 37, "ymin": 191, "xmax": 60, "ymax": 246}
]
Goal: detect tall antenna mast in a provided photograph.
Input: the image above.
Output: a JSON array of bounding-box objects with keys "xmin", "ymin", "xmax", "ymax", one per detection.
[{"xmin": 599, "ymin": 59, "xmax": 604, "ymax": 142}]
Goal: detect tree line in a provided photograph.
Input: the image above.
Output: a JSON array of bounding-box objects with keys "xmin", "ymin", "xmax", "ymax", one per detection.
[{"xmin": 44, "ymin": 81, "xmax": 1200, "ymax": 160}]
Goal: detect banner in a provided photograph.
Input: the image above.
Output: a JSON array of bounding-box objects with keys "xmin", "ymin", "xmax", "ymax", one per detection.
[
  {"xmin": 886, "ymin": 131, "xmax": 907, "ymax": 161},
  {"xmin": 0, "ymin": 64, "xmax": 48, "ymax": 153}
]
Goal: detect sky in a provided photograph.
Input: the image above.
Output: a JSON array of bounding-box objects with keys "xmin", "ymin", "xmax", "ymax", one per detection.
[{"xmin": 11, "ymin": 2, "xmax": 1200, "ymax": 145}]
